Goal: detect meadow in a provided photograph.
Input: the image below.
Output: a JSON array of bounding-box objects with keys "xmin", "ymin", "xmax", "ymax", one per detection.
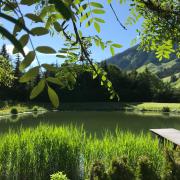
[{"xmin": 0, "ymin": 125, "xmax": 179, "ymax": 179}]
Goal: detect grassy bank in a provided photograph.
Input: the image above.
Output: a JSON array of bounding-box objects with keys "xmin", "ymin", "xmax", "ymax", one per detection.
[
  {"xmin": 58, "ymin": 102, "xmax": 180, "ymax": 113},
  {"xmin": 0, "ymin": 125, "xmax": 179, "ymax": 179},
  {"xmin": 0, "ymin": 102, "xmax": 179, "ymax": 115},
  {"xmin": 134, "ymin": 102, "xmax": 180, "ymax": 112},
  {"xmin": 0, "ymin": 102, "xmax": 47, "ymax": 116}
]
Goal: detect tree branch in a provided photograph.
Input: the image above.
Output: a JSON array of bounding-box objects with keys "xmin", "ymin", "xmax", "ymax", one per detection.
[{"xmin": 110, "ymin": 3, "xmax": 127, "ymax": 30}]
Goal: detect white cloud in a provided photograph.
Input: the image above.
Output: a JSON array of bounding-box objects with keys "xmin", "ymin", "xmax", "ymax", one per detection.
[
  {"xmin": 6, "ymin": 44, "xmax": 63, "ymax": 57},
  {"xmin": 36, "ymin": 52, "xmax": 58, "ymax": 56},
  {"xmin": 6, "ymin": 44, "xmax": 30, "ymax": 57}
]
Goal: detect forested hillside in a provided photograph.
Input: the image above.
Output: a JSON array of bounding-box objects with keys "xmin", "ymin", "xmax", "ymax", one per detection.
[{"xmin": 106, "ymin": 45, "xmax": 180, "ymax": 88}]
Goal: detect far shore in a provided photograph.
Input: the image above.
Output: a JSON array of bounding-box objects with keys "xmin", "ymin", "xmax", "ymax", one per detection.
[{"xmin": 0, "ymin": 102, "xmax": 180, "ymax": 116}]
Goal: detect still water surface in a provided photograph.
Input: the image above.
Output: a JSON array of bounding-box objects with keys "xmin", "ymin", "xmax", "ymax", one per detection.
[{"xmin": 0, "ymin": 111, "xmax": 180, "ymax": 135}]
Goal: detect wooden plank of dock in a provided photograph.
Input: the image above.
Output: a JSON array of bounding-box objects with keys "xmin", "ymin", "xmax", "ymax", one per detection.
[{"xmin": 150, "ymin": 128, "xmax": 180, "ymax": 147}]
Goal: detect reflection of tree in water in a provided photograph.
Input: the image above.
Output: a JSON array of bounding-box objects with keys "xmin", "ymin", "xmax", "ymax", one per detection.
[
  {"xmin": 0, "ymin": 111, "xmax": 46, "ymax": 124},
  {"xmin": 9, "ymin": 115, "xmax": 19, "ymax": 123},
  {"xmin": 32, "ymin": 111, "xmax": 39, "ymax": 118}
]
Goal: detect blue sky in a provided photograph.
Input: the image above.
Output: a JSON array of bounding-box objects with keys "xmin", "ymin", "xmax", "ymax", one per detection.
[{"xmin": 1, "ymin": 0, "xmax": 143, "ymax": 65}]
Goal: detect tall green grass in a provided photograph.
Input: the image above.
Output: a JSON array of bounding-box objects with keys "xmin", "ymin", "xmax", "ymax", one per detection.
[
  {"xmin": 83, "ymin": 130, "xmax": 166, "ymax": 178},
  {"xmin": 0, "ymin": 125, "xmax": 83, "ymax": 180},
  {"xmin": 0, "ymin": 125, "xmax": 171, "ymax": 179}
]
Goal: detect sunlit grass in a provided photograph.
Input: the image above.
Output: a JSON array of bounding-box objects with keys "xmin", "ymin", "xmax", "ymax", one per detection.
[
  {"xmin": 135, "ymin": 102, "xmax": 180, "ymax": 112},
  {"xmin": 0, "ymin": 102, "xmax": 47, "ymax": 116},
  {"xmin": 0, "ymin": 125, "xmax": 171, "ymax": 179}
]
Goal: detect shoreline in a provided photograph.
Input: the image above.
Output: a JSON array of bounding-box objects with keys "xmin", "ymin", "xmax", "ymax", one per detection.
[
  {"xmin": 58, "ymin": 102, "xmax": 180, "ymax": 113},
  {"xmin": 0, "ymin": 102, "xmax": 180, "ymax": 117}
]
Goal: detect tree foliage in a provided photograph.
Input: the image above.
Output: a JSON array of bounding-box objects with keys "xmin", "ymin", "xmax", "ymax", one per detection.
[
  {"xmin": 1, "ymin": 59, "xmax": 179, "ymax": 103},
  {"xmin": 0, "ymin": 0, "xmax": 179, "ymax": 106},
  {"xmin": 128, "ymin": 0, "xmax": 180, "ymax": 60},
  {"xmin": 0, "ymin": 55, "xmax": 14, "ymax": 87}
]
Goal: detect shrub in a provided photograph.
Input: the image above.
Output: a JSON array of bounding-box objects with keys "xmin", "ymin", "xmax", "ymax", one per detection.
[
  {"xmin": 90, "ymin": 161, "xmax": 108, "ymax": 180},
  {"xmin": 136, "ymin": 156, "xmax": 160, "ymax": 180},
  {"xmin": 32, "ymin": 106, "xmax": 38, "ymax": 112},
  {"xmin": 140, "ymin": 108, "xmax": 146, "ymax": 112},
  {"xmin": 9, "ymin": 115, "xmax": 19, "ymax": 122},
  {"xmin": 10, "ymin": 107, "xmax": 18, "ymax": 114},
  {"xmin": 163, "ymin": 149, "xmax": 180, "ymax": 180},
  {"xmin": 109, "ymin": 158, "xmax": 135, "ymax": 180},
  {"xmin": 162, "ymin": 107, "xmax": 170, "ymax": 112},
  {"xmin": 50, "ymin": 172, "xmax": 68, "ymax": 180}
]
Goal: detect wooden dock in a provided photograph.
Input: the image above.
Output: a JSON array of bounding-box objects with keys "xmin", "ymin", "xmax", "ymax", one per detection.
[{"xmin": 150, "ymin": 128, "xmax": 180, "ymax": 148}]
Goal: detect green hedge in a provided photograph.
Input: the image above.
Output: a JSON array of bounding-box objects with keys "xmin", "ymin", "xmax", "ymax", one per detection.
[{"xmin": 0, "ymin": 125, "xmax": 176, "ymax": 179}]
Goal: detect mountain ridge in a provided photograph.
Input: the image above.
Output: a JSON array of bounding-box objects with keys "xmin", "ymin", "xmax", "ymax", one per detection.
[
  {"xmin": 106, "ymin": 44, "xmax": 180, "ymax": 88},
  {"xmin": 106, "ymin": 45, "xmax": 179, "ymax": 73}
]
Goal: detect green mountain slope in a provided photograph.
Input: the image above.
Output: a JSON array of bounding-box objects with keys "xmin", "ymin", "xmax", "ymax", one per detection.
[
  {"xmin": 106, "ymin": 45, "xmax": 161, "ymax": 71},
  {"xmin": 106, "ymin": 45, "xmax": 180, "ymax": 88}
]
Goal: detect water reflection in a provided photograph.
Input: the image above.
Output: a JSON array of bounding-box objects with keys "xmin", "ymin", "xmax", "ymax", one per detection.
[{"xmin": 0, "ymin": 111, "xmax": 179, "ymax": 135}]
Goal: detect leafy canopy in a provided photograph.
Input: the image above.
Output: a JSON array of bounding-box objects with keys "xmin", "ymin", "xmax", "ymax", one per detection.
[
  {"xmin": 128, "ymin": 0, "xmax": 180, "ymax": 60},
  {"xmin": 0, "ymin": 55, "xmax": 14, "ymax": 87},
  {"xmin": 0, "ymin": 0, "xmax": 179, "ymax": 107}
]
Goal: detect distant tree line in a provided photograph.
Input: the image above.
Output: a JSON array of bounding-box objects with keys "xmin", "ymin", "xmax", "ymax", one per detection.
[{"xmin": 0, "ymin": 45, "xmax": 179, "ymax": 103}]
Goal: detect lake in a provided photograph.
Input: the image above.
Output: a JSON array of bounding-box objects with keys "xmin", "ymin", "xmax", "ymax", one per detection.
[{"xmin": 0, "ymin": 111, "xmax": 180, "ymax": 136}]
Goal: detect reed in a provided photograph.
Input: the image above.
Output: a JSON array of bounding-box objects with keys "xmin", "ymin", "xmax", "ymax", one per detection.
[
  {"xmin": 0, "ymin": 125, "xmax": 83, "ymax": 180},
  {"xmin": 0, "ymin": 125, "xmax": 172, "ymax": 179},
  {"xmin": 83, "ymin": 130, "xmax": 166, "ymax": 178}
]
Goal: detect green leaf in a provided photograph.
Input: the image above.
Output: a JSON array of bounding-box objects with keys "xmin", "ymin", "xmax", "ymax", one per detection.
[
  {"xmin": 56, "ymin": 54, "xmax": 66, "ymax": 58},
  {"xmin": 40, "ymin": 5, "xmax": 56, "ymax": 19},
  {"xmin": 25, "ymin": 13, "xmax": 43, "ymax": 22},
  {"xmin": 19, "ymin": 66, "xmax": 39, "ymax": 83},
  {"xmin": 94, "ymin": 39, "xmax": 100, "ymax": 46},
  {"xmin": 36, "ymin": 46, "xmax": 56, "ymax": 54},
  {"xmin": 110, "ymin": 46, "xmax": 115, "ymax": 56},
  {"xmin": 94, "ymin": 18, "xmax": 105, "ymax": 23},
  {"xmin": 0, "ymin": 26, "xmax": 25, "ymax": 57},
  {"xmin": 110, "ymin": 94, "xmax": 115, "ymax": 100},
  {"xmin": 112, "ymin": 43, "xmax": 122, "ymax": 48},
  {"xmin": 13, "ymin": 22, "xmax": 23, "ymax": 36},
  {"xmin": 3, "ymin": 2, "xmax": 17, "ymax": 11},
  {"xmin": 107, "ymin": 81, "xmax": 112, "ymax": 88},
  {"xmin": 80, "ymin": 12, "xmax": 90, "ymax": 23},
  {"xmin": 94, "ymin": 22, "xmax": 100, "ymax": 33},
  {"xmin": 0, "ymin": 13, "xmax": 31, "ymax": 35},
  {"xmin": 102, "ymin": 75, "xmax": 106, "ymax": 81},
  {"xmin": 30, "ymin": 79, "xmax": 45, "ymax": 99},
  {"xmin": 100, "ymin": 42, "xmax": 105, "ymax": 50},
  {"xmin": 107, "ymin": 0, "xmax": 112, "ymax": 4},
  {"xmin": 19, "ymin": 34, "xmax": 29, "ymax": 47},
  {"xmin": 47, "ymin": 77, "xmax": 61, "ymax": 86},
  {"xmin": 93, "ymin": 72, "xmax": 97, "ymax": 79},
  {"xmin": 49, "ymin": 0, "xmax": 72, "ymax": 20},
  {"xmin": 31, "ymin": 27, "xmax": 49, "ymax": 36},
  {"xmin": 20, "ymin": 0, "xmax": 38, "ymax": 5},
  {"xmin": 13, "ymin": 34, "xmax": 29, "ymax": 54},
  {"xmin": 90, "ymin": 2, "xmax": 104, "ymax": 8},
  {"xmin": 53, "ymin": 22, "xmax": 63, "ymax": 32},
  {"xmin": 42, "ymin": 64, "xmax": 57, "ymax": 72},
  {"xmin": 78, "ymin": 4, "xmax": 88, "ymax": 13},
  {"xmin": 92, "ymin": 9, "xmax": 105, "ymax": 14},
  {"xmin": 20, "ymin": 51, "xmax": 36, "ymax": 71},
  {"xmin": 48, "ymin": 85, "xmax": 59, "ymax": 108},
  {"xmin": 85, "ymin": 18, "xmax": 93, "ymax": 28}
]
